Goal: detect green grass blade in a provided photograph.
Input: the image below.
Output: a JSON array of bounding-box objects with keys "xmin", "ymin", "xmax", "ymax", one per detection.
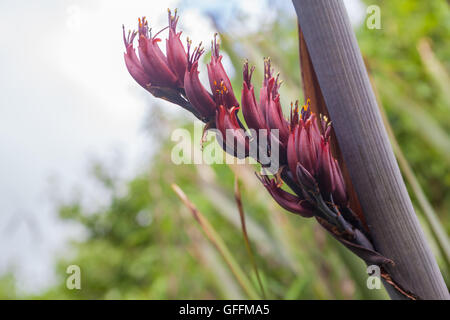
[
  {"xmin": 172, "ymin": 184, "xmax": 261, "ymax": 300},
  {"xmin": 234, "ymin": 175, "xmax": 267, "ymax": 299}
]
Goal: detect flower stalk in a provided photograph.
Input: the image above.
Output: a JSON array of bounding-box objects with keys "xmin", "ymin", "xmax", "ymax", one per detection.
[{"xmin": 292, "ymin": 0, "xmax": 449, "ymax": 300}]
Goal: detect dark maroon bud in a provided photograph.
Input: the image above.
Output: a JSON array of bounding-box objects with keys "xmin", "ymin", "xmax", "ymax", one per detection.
[
  {"xmin": 123, "ymin": 17, "xmax": 181, "ymax": 91},
  {"xmin": 207, "ymin": 34, "xmax": 239, "ymax": 109},
  {"xmin": 184, "ymin": 41, "xmax": 216, "ymax": 120},
  {"xmin": 317, "ymin": 138, "xmax": 334, "ymax": 197},
  {"xmin": 166, "ymin": 9, "xmax": 188, "ymax": 87},
  {"xmin": 123, "ymin": 26, "xmax": 151, "ymax": 90},
  {"xmin": 137, "ymin": 17, "xmax": 179, "ymax": 88},
  {"xmin": 215, "ymin": 105, "xmax": 249, "ymax": 159},
  {"xmin": 257, "ymin": 175, "xmax": 314, "ymax": 218},
  {"xmin": 241, "ymin": 62, "xmax": 267, "ymax": 132},
  {"xmin": 287, "ymin": 125, "xmax": 299, "ymax": 181},
  {"xmin": 296, "ymin": 163, "xmax": 317, "ymax": 191},
  {"xmin": 331, "ymin": 158, "xmax": 348, "ymax": 206}
]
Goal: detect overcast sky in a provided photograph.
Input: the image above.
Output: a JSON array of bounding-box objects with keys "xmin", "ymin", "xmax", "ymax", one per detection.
[{"xmin": 0, "ymin": 0, "xmax": 364, "ymax": 293}]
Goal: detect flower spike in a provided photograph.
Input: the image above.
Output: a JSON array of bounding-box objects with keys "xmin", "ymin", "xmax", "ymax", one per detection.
[{"xmin": 122, "ymin": 11, "xmax": 397, "ymax": 293}]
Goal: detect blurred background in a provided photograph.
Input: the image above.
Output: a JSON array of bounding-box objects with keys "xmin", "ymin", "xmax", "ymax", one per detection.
[{"xmin": 0, "ymin": 0, "xmax": 448, "ymax": 299}]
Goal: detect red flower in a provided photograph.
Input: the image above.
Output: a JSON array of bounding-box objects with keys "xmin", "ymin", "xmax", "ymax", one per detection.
[
  {"xmin": 288, "ymin": 105, "xmax": 321, "ymax": 177},
  {"xmin": 215, "ymin": 105, "xmax": 249, "ymax": 159},
  {"xmin": 317, "ymin": 138, "xmax": 348, "ymax": 206},
  {"xmin": 288, "ymin": 104, "xmax": 348, "ymax": 206},
  {"xmin": 123, "ymin": 12, "xmax": 238, "ymax": 124},
  {"xmin": 261, "ymin": 59, "xmax": 289, "ymax": 146},
  {"xmin": 241, "ymin": 59, "xmax": 289, "ymax": 147},
  {"xmin": 123, "ymin": 12, "xmax": 209, "ymax": 117},
  {"xmin": 207, "ymin": 34, "xmax": 239, "ymax": 109},
  {"xmin": 136, "ymin": 17, "xmax": 179, "ymax": 88},
  {"xmin": 123, "ymin": 27, "xmax": 150, "ymax": 90},
  {"xmin": 241, "ymin": 61, "xmax": 267, "ymax": 132},
  {"xmin": 166, "ymin": 9, "xmax": 187, "ymax": 87},
  {"xmin": 123, "ymin": 12, "xmax": 189, "ymax": 92},
  {"xmin": 184, "ymin": 35, "xmax": 240, "ymax": 122},
  {"xmin": 184, "ymin": 41, "xmax": 216, "ymax": 120},
  {"xmin": 257, "ymin": 175, "xmax": 314, "ymax": 218}
]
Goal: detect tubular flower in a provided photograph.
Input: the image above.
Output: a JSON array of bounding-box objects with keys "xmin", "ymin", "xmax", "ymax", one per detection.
[
  {"xmin": 317, "ymin": 138, "xmax": 348, "ymax": 207},
  {"xmin": 122, "ymin": 15, "xmax": 183, "ymax": 90},
  {"xmin": 287, "ymin": 103, "xmax": 348, "ymax": 207},
  {"xmin": 207, "ymin": 34, "xmax": 239, "ymax": 109},
  {"xmin": 214, "ymin": 80, "xmax": 249, "ymax": 158},
  {"xmin": 123, "ymin": 24, "xmax": 187, "ymax": 108},
  {"xmin": 241, "ymin": 61, "xmax": 267, "ymax": 131},
  {"xmin": 123, "ymin": 11, "xmax": 241, "ymax": 124},
  {"xmin": 241, "ymin": 59, "xmax": 289, "ymax": 148},
  {"xmin": 287, "ymin": 103, "xmax": 321, "ymax": 177},
  {"xmin": 123, "ymin": 13, "xmax": 210, "ymax": 118},
  {"xmin": 184, "ymin": 41, "xmax": 216, "ymax": 120},
  {"xmin": 136, "ymin": 17, "xmax": 179, "ymax": 88},
  {"xmin": 123, "ymin": 28, "xmax": 151, "ymax": 90},
  {"xmin": 262, "ymin": 60, "xmax": 290, "ymax": 146},
  {"xmin": 166, "ymin": 9, "xmax": 187, "ymax": 87},
  {"xmin": 215, "ymin": 105, "xmax": 249, "ymax": 159},
  {"xmin": 257, "ymin": 175, "xmax": 314, "ymax": 218}
]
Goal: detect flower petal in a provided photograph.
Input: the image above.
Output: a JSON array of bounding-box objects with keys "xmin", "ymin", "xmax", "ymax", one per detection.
[{"xmin": 258, "ymin": 175, "xmax": 314, "ymax": 217}]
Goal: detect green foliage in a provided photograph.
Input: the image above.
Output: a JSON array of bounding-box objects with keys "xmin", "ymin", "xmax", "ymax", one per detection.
[
  {"xmin": 358, "ymin": 0, "xmax": 450, "ymax": 222},
  {"xmin": 0, "ymin": 274, "xmax": 18, "ymax": 299}
]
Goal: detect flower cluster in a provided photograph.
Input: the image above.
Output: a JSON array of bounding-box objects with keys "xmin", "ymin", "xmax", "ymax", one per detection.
[
  {"xmin": 287, "ymin": 103, "xmax": 347, "ymax": 208},
  {"xmin": 240, "ymin": 61, "xmax": 348, "ymax": 218},
  {"xmin": 123, "ymin": 10, "xmax": 238, "ymax": 123},
  {"xmin": 123, "ymin": 10, "xmax": 393, "ymax": 268}
]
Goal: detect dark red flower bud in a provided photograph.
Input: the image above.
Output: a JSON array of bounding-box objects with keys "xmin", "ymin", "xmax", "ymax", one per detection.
[
  {"xmin": 317, "ymin": 139, "xmax": 334, "ymax": 195},
  {"xmin": 296, "ymin": 163, "xmax": 317, "ymax": 191},
  {"xmin": 136, "ymin": 17, "xmax": 179, "ymax": 88},
  {"xmin": 166, "ymin": 9, "xmax": 188, "ymax": 87},
  {"xmin": 259, "ymin": 84, "xmax": 269, "ymax": 121},
  {"xmin": 207, "ymin": 34, "xmax": 239, "ymax": 109},
  {"xmin": 298, "ymin": 121, "xmax": 319, "ymax": 176},
  {"xmin": 257, "ymin": 175, "xmax": 314, "ymax": 218},
  {"xmin": 331, "ymin": 156, "xmax": 348, "ymax": 206},
  {"xmin": 317, "ymin": 139, "xmax": 348, "ymax": 206},
  {"xmin": 261, "ymin": 59, "xmax": 289, "ymax": 145},
  {"xmin": 123, "ymin": 26, "xmax": 151, "ymax": 90},
  {"xmin": 288, "ymin": 102, "xmax": 348, "ymax": 206},
  {"xmin": 265, "ymin": 96, "xmax": 290, "ymax": 145},
  {"xmin": 241, "ymin": 61, "xmax": 267, "ymax": 131},
  {"xmin": 287, "ymin": 125, "xmax": 300, "ymax": 179},
  {"xmin": 124, "ymin": 15, "xmax": 213, "ymax": 116},
  {"xmin": 184, "ymin": 41, "xmax": 216, "ymax": 120},
  {"xmin": 215, "ymin": 105, "xmax": 249, "ymax": 159},
  {"xmin": 287, "ymin": 102, "xmax": 321, "ymax": 177}
]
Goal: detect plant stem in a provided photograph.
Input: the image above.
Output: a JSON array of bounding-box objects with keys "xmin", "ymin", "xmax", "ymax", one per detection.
[
  {"xmin": 369, "ymin": 71, "xmax": 450, "ymax": 276},
  {"xmin": 234, "ymin": 175, "xmax": 267, "ymax": 299},
  {"xmin": 292, "ymin": 0, "xmax": 449, "ymax": 299}
]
